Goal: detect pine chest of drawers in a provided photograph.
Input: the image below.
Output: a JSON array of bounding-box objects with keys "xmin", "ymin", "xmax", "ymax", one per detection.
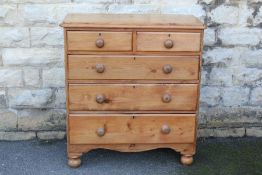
[{"xmin": 61, "ymin": 14, "xmax": 205, "ymax": 168}]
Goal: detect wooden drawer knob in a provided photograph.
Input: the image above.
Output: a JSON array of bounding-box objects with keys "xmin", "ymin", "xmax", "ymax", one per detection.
[
  {"xmin": 161, "ymin": 124, "xmax": 171, "ymax": 134},
  {"xmin": 96, "ymin": 94, "xmax": 106, "ymax": 104},
  {"xmin": 96, "ymin": 127, "xmax": 105, "ymax": 137},
  {"xmin": 96, "ymin": 38, "xmax": 104, "ymax": 48},
  {"xmin": 162, "ymin": 93, "xmax": 172, "ymax": 103},
  {"xmin": 164, "ymin": 39, "xmax": 174, "ymax": 49},
  {"xmin": 95, "ymin": 64, "xmax": 105, "ymax": 73},
  {"xmin": 162, "ymin": 64, "xmax": 173, "ymax": 74}
]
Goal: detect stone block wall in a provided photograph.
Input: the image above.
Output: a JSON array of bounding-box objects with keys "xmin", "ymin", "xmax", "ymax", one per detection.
[{"xmin": 0, "ymin": 0, "xmax": 261, "ymax": 140}]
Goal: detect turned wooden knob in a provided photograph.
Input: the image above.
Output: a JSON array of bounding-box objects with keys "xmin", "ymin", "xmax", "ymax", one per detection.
[
  {"xmin": 162, "ymin": 64, "xmax": 173, "ymax": 74},
  {"xmin": 96, "ymin": 38, "xmax": 104, "ymax": 48},
  {"xmin": 161, "ymin": 124, "xmax": 171, "ymax": 134},
  {"xmin": 162, "ymin": 93, "xmax": 172, "ymax": 103},
  {"xmin": 95, "ymin": 64, "xmax": 105, "ymax": 73},
  {"xmin": 96, "ymin": 94, "xmax": 106, "ymax": 104},
  {"xmin": 164, "ymin": 39, "xmax": 174, "ymax": 49},
  {"xmin": 96, "ymin": 127, "xmax": 105, "ymax": 137}
]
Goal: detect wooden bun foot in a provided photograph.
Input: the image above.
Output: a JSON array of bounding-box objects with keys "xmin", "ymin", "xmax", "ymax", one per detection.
[
  {"xmin": 181, "ymin": 155, "xmax": 193, "ymax": 165},
  {"xmin": 68, "ymin": 157, "xmax": 81, "ymax": 168}
]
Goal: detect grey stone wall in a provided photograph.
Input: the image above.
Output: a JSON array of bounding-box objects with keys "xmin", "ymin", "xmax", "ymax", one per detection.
[{"xmin": 0, "ymin": 0, "xmax": 261, "ymax": 140}]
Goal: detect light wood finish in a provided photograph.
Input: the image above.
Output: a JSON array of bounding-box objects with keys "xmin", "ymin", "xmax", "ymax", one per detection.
[
  {"xmin": 61, "ymin": 13, "xmax": 204, "ymax": 167},
  {"xmin": 68, "ymin": 143, "xmax": 196, "ymax": 155},
  {"xmin": 61, "ymin": 14, "xmax": 205, "ymax": 29},
  {"xmin": 68, "ymin": 84, "xmax": 198, "ymax": 111},
  {"xmin": 67, "ymin": 143, "xmax": 195, "ymax": 168},
  {"xmin": 68, "ymin": 55, "xmax": 199, "ymax": 80},
  {"xmin": 67, "ymin": 31, "xmax": 132, "ymax": 51},
  {"xmin": 68, "ymin": 158, "xmax": 81, "ymax": 168},
  {"xmin": 181, "ymin": 155, "xmax": 194, "ymax": 165},
  {"xmin": 69, "ymin": 114, "xmax": 196, "ymax": 144},
  {"xmin": 68, "ymin": 154, "xmax": 82, "ymax": 168},
  {"xmin": 67, "ymin": 50, "xmax": 202, "ymax": 56},
  {"xmin": 137, "ymin": 32, "xmax": 201, "ymax": 52},
  {"xmin": 68, "ymin": 79, "xmax": 200, "ymax": 84},
  {"xmin": 69, "ymin": 110, "xmax": 196, "ymax": 114}
]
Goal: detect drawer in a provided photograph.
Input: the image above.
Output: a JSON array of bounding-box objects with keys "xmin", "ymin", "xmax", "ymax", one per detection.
[
  {"xmin": 69, "ymin": 114, "xmax": 196, "ymax": 144},
  {"xmin": 137, "ymin": 32, "xmax": 201, "ymax": 52},
  {"xmin": 68, "ymin": 84, "xmax": 198, "ymax": 111},
  {"xmin": 68, "ymin": 55, "xmax": 199, "ymax": 80},
  {"xmin": 67, "ymin": 31, "xmax": 132, "ymax": 51}
]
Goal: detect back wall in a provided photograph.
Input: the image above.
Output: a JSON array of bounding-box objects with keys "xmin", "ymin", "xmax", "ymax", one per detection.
[{"xmin": 0, "ymin": 0, "xmax": 261, "ymax": 140}]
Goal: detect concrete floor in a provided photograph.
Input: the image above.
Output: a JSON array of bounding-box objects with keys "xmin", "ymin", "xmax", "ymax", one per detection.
[{"xmin": 0, "ymin": 138, "xmax": 261, "ymax": 175}]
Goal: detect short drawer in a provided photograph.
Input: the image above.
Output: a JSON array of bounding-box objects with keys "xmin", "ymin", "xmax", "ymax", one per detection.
[
  {"xmin": 69, "ymin": 114, "xmax": 196, "ymax": 144},
  {"xmin": 68, "ymin": 84, "xmax": 198, "ymax": 111},
  {"xmin": 137, "ymin": 32, "xmax": 201, "ymax": 52},
  {"xmin": 68, "ymin": 55, "xmax": 199, "ymax": 80},
  {"xmin": 67, "ymin": 31, "xmax": 132, "ymax": 51}
]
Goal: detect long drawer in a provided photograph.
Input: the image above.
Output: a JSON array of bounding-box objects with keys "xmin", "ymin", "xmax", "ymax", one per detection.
[
  {"xmin": 68, "ymin": 55, "xmax": 199, "ymax": 80},
  {"xmin": 69, "ymin": 114, "xmax": 196, "ymax": 144},
  {"xmin": 68, "ymin": 84, "xmax": 198, "ymax": 111}
]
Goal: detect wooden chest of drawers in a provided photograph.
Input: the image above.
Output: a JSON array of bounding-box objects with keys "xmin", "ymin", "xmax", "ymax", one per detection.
[{"xmin": 61, "ymin": 14, "xmax": 205, "ymax": 168}]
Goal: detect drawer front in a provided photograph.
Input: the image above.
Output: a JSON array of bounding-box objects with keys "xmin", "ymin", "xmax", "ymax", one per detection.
[
  {"xmin": 137, "ymin": 32, "xmax": 201, "ymax": 52},
  {"xmin": 67, "ymin": 31, "xmax": 132, "ymax": 51},
  {"xmin": 69, "ymin": 84, "xmax": 198, "ymax": 111},
  {"xmin": 69, "ymin": 114, "xmax": 196, "ymax": 144},
  {"xmin": 68, "ymin": 55, "xmax": 199, "ymax": 80}
]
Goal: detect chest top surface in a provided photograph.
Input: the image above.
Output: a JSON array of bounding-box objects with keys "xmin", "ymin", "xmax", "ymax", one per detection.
[{"xmin": 61, "ymin": 13, "xmax": 205, "ymax": 29}]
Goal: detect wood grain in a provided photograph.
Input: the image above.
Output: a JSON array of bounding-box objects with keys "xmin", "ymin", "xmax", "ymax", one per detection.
[
  {"xmin": 69, "ymin": 114, "xmax": 196, "ymax": 144},
  {"xmin": 61, "ymin": 13, "xmax": 205, "ymax": 167},
  {"xmin": 67, "ymin": 79, "xmax": 200, "ymax": 84},
  {"xmin": 137, "ymin": 32, "xmax": 201, "ymax": 52},
  {"xmin": 67, "ymin": 31, "xmax": 132, "ymax": 51},
  {"xmin": 68, "ymin": 84, "xmax": 198, "ymax": 111},
  {"xmin": 61, "ymin": 13, "xmax": 205, "ymax": 29},
  {"xmin": 68, "ymin": 55, "xmax": 199, "ymax": 80},
  {"xmin": 69, "ymin": 110, "xmax": 196, "ymax": 114},
  {"xmin": 66, "ymin": 50, "xmax": 202, "ymax": 56},
  {"xmin": 68, "ymin": 143, "xmax": 196, "ymax": 155}
]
